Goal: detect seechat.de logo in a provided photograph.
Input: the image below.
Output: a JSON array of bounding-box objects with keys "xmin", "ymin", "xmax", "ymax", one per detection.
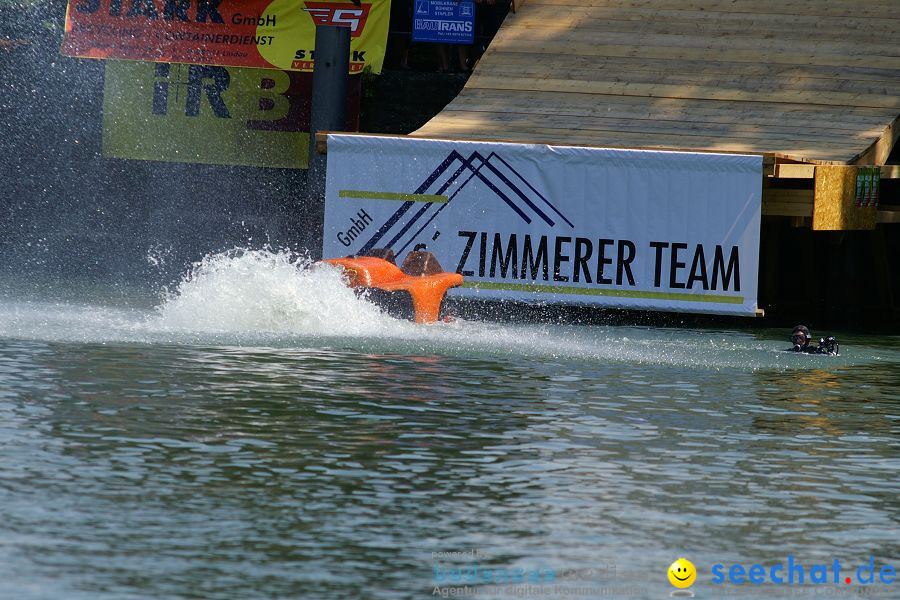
[{"xmin": 712, "ymin": 556, "xmax": 896, "ymax": 586}]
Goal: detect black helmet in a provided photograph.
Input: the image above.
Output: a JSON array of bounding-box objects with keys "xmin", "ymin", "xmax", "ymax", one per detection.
[
  {"xmin": 792, "ymin": 325, "xmax": 810, "ymax": 338},
  {"xmin": 791, "ymin": 325, "xmax": 811, "ymax": 345}
]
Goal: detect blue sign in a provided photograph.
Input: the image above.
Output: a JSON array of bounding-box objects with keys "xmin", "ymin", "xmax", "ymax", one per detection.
[{"xmin": 413, "ymin": 0, "xmax": 475, "ymax": 45}]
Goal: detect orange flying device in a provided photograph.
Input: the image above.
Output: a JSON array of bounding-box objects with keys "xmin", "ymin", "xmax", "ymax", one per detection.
[{"xmin": 322, "ymin": 247, "xmax": 463, "ymax": 323}]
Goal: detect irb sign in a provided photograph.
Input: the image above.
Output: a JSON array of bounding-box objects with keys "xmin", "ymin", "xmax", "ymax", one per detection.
[{"xmin": 102, "ymin": 60, "xmax": 361, "ymax": 168}]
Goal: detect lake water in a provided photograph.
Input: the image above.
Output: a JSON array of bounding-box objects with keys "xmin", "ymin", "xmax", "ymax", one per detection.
[{"xmin": 1, "ymin": 249, "xmax": 898, "ymax": 599}]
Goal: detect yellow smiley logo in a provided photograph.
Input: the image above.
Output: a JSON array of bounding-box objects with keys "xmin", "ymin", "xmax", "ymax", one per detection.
[{"xmin": 668, "ymin": 558, "xmax": 697, "ymax": 588}]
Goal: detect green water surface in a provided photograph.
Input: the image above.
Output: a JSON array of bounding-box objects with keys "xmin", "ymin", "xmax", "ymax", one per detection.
[{"xmin": 0, "ymin": 294, "xmax": 898, "ymax": 599}]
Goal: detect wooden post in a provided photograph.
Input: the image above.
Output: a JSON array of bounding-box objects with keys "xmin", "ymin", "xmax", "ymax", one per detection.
[{"xmin": 812, "ymin": 166, "xmax": 877, "ymax": 231}]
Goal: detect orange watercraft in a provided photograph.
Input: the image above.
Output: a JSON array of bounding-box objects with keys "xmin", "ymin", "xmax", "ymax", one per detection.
[{"xmin": 322, "ymin": 247, "xmax": 463, "ymax": 323}]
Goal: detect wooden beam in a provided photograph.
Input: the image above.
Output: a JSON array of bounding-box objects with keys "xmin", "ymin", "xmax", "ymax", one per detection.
[
  {"xmin": 773, "ymin": 164, "xmax": 900, "ymax": 179},
  {"xmin": 520, "ymin": 0, "xmax": 899, "ymax": 18},
  {"xmin": 773, "ymin": 164, "xmax": 815, "ymax": 179},
  {"xmin": 511, "ymin": 6, "xmax": 900, "ymax": 37},
  {"xmin": 467, "ymin": 73, "xmax": 900, "ymax": 110},
  {"xmin": 763, "ymin": 188, "xmax": 814, "ymax": 217},
  {"xmin": 877, "ymin": 211, "xmax": 900, "ymax": 224},
  {"xmin": 852, "ymin": 115, "xmax": 900, "ymax": 166},
  {"xmin": 449, "ymin": 89, "xmax": 897, "ymax": 129},
  {"xmin": 482, "ymin": 52, "xmax": 900, "ymax": 86},
  {"xmin": 488, "ymin": 36, "xmax": 900, "ymax": 70},
  {"xmin": 431, "ymin": 109, "xmax": 876, "ymax": 146}
]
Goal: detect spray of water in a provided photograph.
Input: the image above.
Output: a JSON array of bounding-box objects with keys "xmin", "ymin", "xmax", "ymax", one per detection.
[
  {"xmin": 155, "ymin": 248, "xmax": 395, "ymax": 336},
  {"xmin": 0, "ymin": 248, "xmax": 883, "ymax": 370}
]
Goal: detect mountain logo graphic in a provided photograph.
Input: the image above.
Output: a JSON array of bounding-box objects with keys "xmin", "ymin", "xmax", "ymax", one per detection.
[{"xmin": 356, "ymin": 150, "xmax": 574, "ymax": 256}]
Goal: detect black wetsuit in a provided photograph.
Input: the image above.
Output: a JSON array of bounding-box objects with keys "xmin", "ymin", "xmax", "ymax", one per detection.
[
  {"xmin": 790, "ymin": 344, "xmax": 819, "ymax": 354},
  {"xmin": 789, "ymin": 343, "xmax": 838, "ymax": 356}
]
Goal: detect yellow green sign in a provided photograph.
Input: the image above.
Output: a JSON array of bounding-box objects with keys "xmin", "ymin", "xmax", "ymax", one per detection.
[{"xmin": 102, "ymin": 60, "xmax": 313, "ymax": 168}]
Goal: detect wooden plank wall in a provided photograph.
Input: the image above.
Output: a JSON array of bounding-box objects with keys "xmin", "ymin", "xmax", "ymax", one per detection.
[{"xmin": 413, "ymin": 0, "xmax": 900, "ymax": 164}]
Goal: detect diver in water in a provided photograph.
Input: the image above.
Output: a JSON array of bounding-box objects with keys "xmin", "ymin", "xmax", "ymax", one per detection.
[{"xmin": 789, "ymin": 325, "xmax": 840, "ymax": 355}]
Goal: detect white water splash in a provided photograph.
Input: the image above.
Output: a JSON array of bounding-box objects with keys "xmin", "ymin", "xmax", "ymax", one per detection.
[
  {"xmin": 0, "ymin": 248, "xmax": 887, "ymax": 370},
  {"xmin": 155, "ymin": 248, "xmax": 396, "ymax": 336}
]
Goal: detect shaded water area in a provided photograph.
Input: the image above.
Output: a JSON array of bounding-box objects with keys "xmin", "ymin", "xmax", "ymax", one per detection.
[{"xmin": 1, "ymin": 251, "xmax": 898, "ymax": 599}]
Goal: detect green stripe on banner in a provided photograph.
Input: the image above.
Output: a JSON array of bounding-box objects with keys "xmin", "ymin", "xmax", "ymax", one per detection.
[
  {"xmin": 462, "ymin": 282, "xmax": 744, "ymax": 304},
  {"xmin": 339, "ymin": 190, "xmax": 448, "ymax": 203}
]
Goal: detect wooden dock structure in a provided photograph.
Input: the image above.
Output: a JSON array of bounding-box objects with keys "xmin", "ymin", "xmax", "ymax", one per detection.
[{"xmin": 413, "ymin": 0, "xmax": 899, "ymax": 224}]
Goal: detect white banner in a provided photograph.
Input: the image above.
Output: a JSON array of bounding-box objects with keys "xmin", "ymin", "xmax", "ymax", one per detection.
[{"xmin": 323, "ymin": 135, "xmax": 762, "ymax": 316}]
